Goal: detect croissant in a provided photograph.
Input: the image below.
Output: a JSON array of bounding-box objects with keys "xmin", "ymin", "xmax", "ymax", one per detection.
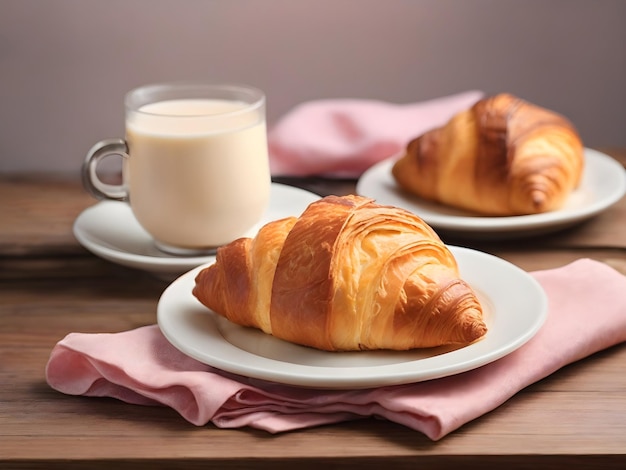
[
  {"xmin": 391, "ymin": 93, "xmax": 584, "ymax": 215},
  {"xmin": 192, "ymin": 195, "xmax": 487, "ymax": 352}
]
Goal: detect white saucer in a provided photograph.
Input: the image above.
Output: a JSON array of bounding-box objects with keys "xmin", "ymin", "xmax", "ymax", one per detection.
[
  {"xmin": 356, "ymin": 148, "xmax": 626, "ymax": 239},
  {"xmin": 73, "ymin": 183, "xmax": 321, "ymax": 279}
]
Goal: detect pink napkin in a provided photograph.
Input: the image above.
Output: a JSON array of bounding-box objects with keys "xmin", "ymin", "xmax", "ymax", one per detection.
[
  {"xmin": 268, "ymin": 90, "xmax": 484, "ymax": 177},
  {"xmin": 46, "ymin": 259, "xmax": 626, "ymax": 440}
]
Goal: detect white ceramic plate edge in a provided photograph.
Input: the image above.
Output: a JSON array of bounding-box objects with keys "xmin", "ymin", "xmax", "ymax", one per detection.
[
  {"xmin": 73, "ymin": 201, "xmax": 214, "ymax": 272},
  {"xmin": 73, "ymin": 183, "xmax": 322, "ymax": 275}
]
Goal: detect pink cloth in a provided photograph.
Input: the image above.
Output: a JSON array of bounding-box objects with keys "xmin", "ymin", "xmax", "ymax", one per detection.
[
  {"xmin": 46, "ymin": 259, "xmax": 626, "ymax": 440},
  {"xmin": 268, "ymin": 90, "xmax": 484, "ymax": 177}
]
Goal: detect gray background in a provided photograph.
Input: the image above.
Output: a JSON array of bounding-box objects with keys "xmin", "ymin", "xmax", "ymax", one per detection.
[{"xmin": 1, "ymin": 0, "xmax": 624, "ymax": 176}]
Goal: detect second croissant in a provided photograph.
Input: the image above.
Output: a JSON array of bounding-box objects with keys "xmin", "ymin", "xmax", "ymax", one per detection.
[
  {"xmin": 193, "ymin": 195, "xmax": 487, "ymax": 352},
  {"xmin": 392, "ymin": 93, "xmax": 585, "ymax": 216}
]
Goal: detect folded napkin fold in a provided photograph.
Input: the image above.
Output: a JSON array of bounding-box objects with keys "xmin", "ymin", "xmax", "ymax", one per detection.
[
  {"xmin": 268, "ymin": 90, "xmax": 484, "ymax": 178},
  {"xmin": 46, "ymin": 259, "xmax": 626, "ymax": 440}
]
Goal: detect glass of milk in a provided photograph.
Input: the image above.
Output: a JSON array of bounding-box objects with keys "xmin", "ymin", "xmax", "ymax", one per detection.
[{"xmin": 83, "ymin": 82, "xmax": 271, "ymax": 255}]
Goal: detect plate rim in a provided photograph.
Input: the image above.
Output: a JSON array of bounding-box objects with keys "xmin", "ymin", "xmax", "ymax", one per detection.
[
  {"xmin": 356, "ymin": 148, "xmax": 626, "ymax": 233},
  {"xmin": 157, "ymin": 246, "xmax": 548, "ymax": 389},
  {"xmin": 72, "ymin": 182, "xmax": 322, "ymax": 272},
  {"xmin": 73, "ymin": 200, "xmax": 215, "ymax": 270}
]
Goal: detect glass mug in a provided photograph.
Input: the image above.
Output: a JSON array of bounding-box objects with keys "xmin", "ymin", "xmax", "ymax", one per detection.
[{"xmin": 83, "ymin": 82, "xmax": 271, "ymax": 255}]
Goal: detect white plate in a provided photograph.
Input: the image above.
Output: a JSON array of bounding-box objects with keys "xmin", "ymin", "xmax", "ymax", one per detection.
[
  {"xmin": 356, "ymin": 148, "xmax": 626, "ymax": 238},
  {"xmin": 73, "ymin": 183, "xmax": 321, "ymax": 279},
  {"xmin": 157, "ymin": 246, "xmax": 547, "ymax": 389}
]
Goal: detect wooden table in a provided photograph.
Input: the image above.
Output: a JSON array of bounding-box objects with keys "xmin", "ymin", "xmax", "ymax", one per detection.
[{"xmin": 2, "ymin": 149, "xmax": 626, "ymax": 469}]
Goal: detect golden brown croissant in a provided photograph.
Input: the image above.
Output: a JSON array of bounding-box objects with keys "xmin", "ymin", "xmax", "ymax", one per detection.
[
  {"xmin": 392, "ymin": 93, "xmax": 584, "ymax": 215},
  {"xmin": 192, "ymin": 195, "xmax": 487, "ymax": 352}
]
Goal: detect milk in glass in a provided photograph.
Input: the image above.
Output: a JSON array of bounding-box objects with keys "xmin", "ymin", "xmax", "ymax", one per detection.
[{"xmin": 125, "ymin": 98, "xmax": 270, "ymax": 250}]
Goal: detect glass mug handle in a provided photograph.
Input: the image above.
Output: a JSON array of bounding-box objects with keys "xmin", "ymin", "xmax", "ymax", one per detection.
[{"xmin": 82, "ymin": 138, "xmax": 129, "ymax": 201}]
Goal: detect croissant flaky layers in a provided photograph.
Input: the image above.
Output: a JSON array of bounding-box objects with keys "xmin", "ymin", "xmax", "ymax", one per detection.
[
  {"xmin": 193, "ymin": 195, "xmax": 487, "ymax": 352},
  {"xmin": 392, "ymin": 93, "xmax": 584, "ymax": 216}
]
